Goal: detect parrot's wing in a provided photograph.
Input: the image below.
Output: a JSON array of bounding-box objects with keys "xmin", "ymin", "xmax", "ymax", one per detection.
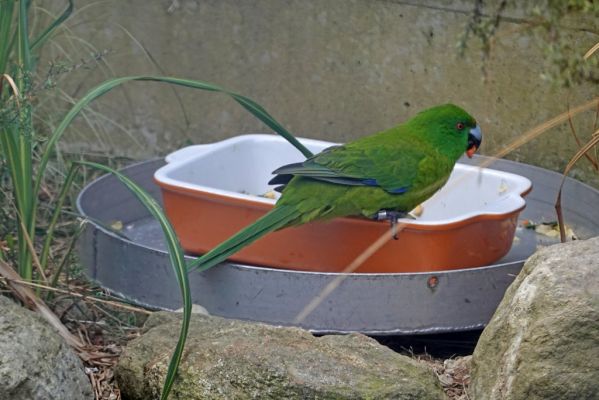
[
  {"xmin": 270, "ymin": 142, "xmax": 426, "ymax": 194},
  {"xmin": 270, "ymin": 161, "xmax": 375, "ymax": 187}
]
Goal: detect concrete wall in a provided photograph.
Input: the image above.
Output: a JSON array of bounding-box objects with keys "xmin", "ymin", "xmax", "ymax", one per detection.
[{"xmin": 39, "ymin": 0, "xmax": 598, "ymax": 185}]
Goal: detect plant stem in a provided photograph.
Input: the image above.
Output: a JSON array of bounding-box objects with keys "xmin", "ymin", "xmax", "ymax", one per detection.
[{"xmin": 11, "ymin": 0, "xmax": 34, "ymax": 280}]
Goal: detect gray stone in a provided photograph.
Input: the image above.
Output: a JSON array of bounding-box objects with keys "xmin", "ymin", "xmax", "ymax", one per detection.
[
  {"xmin": 0, "ymin": 295, "xmax": 94, "ymax": 400},
  {"xmin": 117, "ymin": 312, "xmax": 444, "ymax": 399},
  {"xmin": 470, "ymin": 237, "xmax": 599, "ymax": 400}
]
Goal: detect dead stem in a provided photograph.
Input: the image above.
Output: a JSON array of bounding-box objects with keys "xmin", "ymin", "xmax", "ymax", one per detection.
[
  {"xmin": 584, "ymin": 42, "xmax": 599, "ymax": 60},
  {"xmin": 0, "ymin": 275, "xmax": 152, "ymax": 314},
  {"xmin": 481, "ymin": 97, "xmax": 599, "ymax": 167},
  {"xmin": 555, "ymin": 129, "xmax": 599, "ymax": 242},
  {"xmin": 567, "ymin": 104, "xmax": 599, "ymax": 170},
  {"xmin": 0, "ymin": 73, "xmax": 20, "ymax": 105},
  {"xmin": 16, "ymin": 214, "xmax": 49, "ymax": 285},
  {"xmin": 0, "ymin": 258, "xmax": 86, "ymax": 350},
  {"xmin": 294, "ymin": 226, "xmax": 402, "ymax": 324}
]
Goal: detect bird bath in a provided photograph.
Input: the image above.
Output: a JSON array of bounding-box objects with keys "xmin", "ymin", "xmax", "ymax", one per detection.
[{"xmin": 76, "ymin": 151, "xmax": 599, "ymax": 335}]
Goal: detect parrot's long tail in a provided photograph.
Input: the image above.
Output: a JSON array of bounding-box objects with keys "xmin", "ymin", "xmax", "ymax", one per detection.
[{"xmin": 186, "ymin": 204, "xmax": 300, "ymax": 272}]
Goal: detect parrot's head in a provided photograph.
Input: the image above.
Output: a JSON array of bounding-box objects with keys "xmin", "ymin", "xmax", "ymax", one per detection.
[{"xmin": 410, "ymin": 104, "xmax": 482, "ymax": 159}]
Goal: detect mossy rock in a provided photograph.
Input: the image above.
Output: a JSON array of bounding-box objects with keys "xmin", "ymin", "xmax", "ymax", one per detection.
[
  {"xmin": 471, "ymin": 236, "xmax": 599, "ymax": 400},
  {"xmin": 117, "ymin": 312, "xmax": 444, "ymax": 399},
  {"xmin": 0, "ymin": 296, "xmax": 93, "ymax": 400}
]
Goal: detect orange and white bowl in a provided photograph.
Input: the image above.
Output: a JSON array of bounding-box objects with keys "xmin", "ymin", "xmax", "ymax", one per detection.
[{"xmin": 154, "ymin": 134, "xmax": 532, "ymax": 273}]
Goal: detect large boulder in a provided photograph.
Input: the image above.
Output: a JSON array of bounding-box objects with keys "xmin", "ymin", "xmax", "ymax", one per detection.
[
  {"xmin": 0, "ymin": 295, "xmax": 94, "ymax": 400},
  {"xmin": 470, "ymin": 237, "xmax": 599, "ymax": 399},
  {"xmin": 117, "ymin": 312, "xmax": 444, "ymax": 399}
]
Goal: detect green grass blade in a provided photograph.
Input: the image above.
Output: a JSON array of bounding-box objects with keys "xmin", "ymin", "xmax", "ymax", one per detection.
[
  {"xmin": 30, "ymin": 0, "xmax": 73, "ymax": 51},
  {"xmin": 35, "ymin": 76, "xmax": 312, "ymax": 198},
  {"xmin": 47, "ymin": 220, "xmax": 84, "ymax": 292},
  {"xmin": 10, "ymin": 0, "xmax": 34, "ymax": 280},
  {"xmin": 17, "ymin": 0, "xmax": 31, "ymax": 72},
  {"xmin": 229, "ymin": 92, "xmax": 313, "ymax": 158},
  {"xmin": 39, "ymin": 163, "xmax": 77, "ymax": 272},
  {"xmin": 0, "ymin": 1, "xmax": 16, "ymax": 74},
  {"xmin": 74, "ymin": 161, "xmax": 191, "ymax": 400},
  {"xmin": 29, "ymin": 77, "xmax": 312, "ymax": 396}
]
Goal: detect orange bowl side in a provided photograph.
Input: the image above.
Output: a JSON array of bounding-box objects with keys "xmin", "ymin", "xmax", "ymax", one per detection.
[{"xmin": 157, "ymin": 180, "xmax": 521, "ymax": 273}]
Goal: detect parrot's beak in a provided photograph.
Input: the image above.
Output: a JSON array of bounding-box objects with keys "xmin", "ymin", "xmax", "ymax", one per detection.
[{"xmin": 466, "ymin": 125, "xmax": 482, "ymax": 158}]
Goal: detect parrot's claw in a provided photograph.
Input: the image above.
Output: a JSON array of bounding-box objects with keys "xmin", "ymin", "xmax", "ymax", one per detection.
[{"xmin": 372, "ymin": 210, "xmax": 407, "ymax": 240}]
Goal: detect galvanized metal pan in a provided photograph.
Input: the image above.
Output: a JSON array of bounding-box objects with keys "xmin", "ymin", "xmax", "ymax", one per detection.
[{"xmin": 76, "ymin": 155, "xmax": 599, "ymax": 335}]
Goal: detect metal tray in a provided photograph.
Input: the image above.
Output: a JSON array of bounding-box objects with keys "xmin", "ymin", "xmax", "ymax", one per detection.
[{"xmin": 76, "ymin": 156, "xmax": 599, "ymax": 335}]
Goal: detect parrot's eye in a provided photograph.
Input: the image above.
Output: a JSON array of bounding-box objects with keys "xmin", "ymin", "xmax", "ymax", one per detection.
[{"xmin": 456, "ymin": 122, "xmax": 465, "ymax": 130}]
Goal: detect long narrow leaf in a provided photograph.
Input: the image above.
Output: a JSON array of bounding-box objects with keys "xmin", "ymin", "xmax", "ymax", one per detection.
[
  {"xmin": 47, "ymin": 219, "xmax": 85, "ymax": 292},
  {"xmin": 229, "ymin": 93, "xmax": 313, "ymax": 158},
  {"xmin": 17, "ymin": 0, "xmax": 31, "ymax": 72},
  {"xmin": 0, "ymin": 1, "xmax": 16, "ymax": 74},
  {"xmin": 11, "ymin": 0, "xmax": 35, "ymax": 280},
  {"xmin": 74, "ymin": 161, "xmax": 191, "ymax": 400},
  {"xmin": 39, "ymin": 163, "xmax": 78, "ymax": 271},
  {"xmin": 35, "ymin": 76, "xmax": 312, "ymax": 199},
  {"xmin": 30, "ymin": 0, "xmax": 73, "ymax": 51},
  {"xmin": 31, "ymin": 77, "xmax": 312, "ymax": 398}
]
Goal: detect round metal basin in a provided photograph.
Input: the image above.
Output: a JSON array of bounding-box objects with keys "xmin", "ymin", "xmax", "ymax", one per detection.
[{"xmin": 76, "ymin": 156, "xmax": 599, "ymax": 334}]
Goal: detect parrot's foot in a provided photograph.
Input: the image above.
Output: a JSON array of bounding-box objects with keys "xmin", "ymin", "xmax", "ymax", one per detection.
[{"xmin": 372, "ymin": 210, "xmax": 409, "ymax": 240}]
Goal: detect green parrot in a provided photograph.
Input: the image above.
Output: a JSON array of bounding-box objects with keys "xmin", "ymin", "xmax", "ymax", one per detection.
[{"xmin": 187, "ymin": 104, "xmax": 481, "ymax": 272}]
